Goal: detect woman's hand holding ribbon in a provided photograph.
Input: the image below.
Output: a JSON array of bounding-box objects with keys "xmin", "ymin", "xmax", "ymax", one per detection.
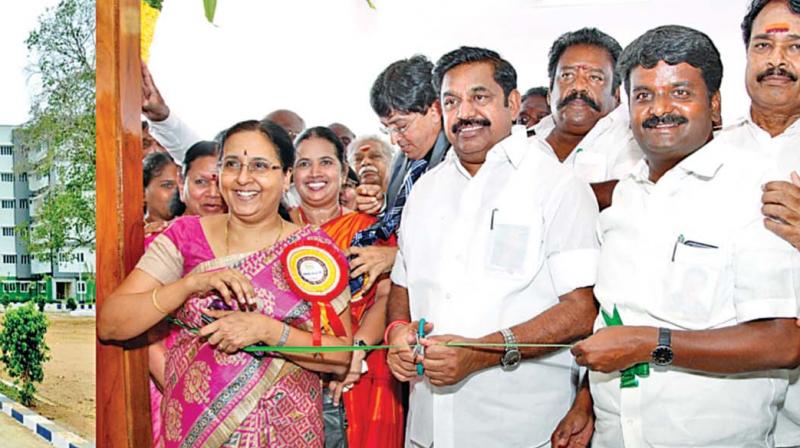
[
  {"xmin": 184, "ymin": 268, "xmax": 256, "ymax": 309},
  {"xmin": 198, "ymin": 308, "xmax": 277, "ymax": 354},
  {"xmin": 328, "ymin": 349, "xmax": 367, "ymax": 406}
]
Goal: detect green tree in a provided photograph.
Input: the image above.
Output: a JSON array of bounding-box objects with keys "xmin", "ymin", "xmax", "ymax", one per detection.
[
  {"xmin": 0, "ymin": 304, "xmax": 50, "ymax": 406},
  {"xmin": 15, "ymin": 0, "xmax": 95, "ymax": 263}
]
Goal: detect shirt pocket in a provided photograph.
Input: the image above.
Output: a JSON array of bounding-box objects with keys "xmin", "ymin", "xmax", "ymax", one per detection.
[
  {"xmin": 662, "ymin": 241, "xmax": 729, "ymax": 329},
  {"xmin": 484, "ymin": 206, "xmax": 544, "ymax": 280}
]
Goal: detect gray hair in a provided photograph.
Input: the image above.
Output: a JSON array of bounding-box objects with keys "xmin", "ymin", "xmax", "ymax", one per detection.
[{"xmin": 346, "ymin": 135, "xmax": 394, "ymax": 167}]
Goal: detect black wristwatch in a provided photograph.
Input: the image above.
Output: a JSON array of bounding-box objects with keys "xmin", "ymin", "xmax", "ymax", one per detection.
[
  {"xmin": 651, "ymin": 327, "xmax": 673, "ymax": 366},
  {"xmin": 500, "ymin": 328, "xmax": 521, "ymax": 370}
]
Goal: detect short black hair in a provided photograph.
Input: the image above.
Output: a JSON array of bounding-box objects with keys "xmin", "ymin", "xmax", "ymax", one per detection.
[
  {"xmin": 617, "ymin": 25, "xmax": 723, "ymax": 101},
  {"xmin": 432, "ymin": 46, "xmax": 517, "ymax": 106},
  {"xmin": 220, "ymin": 120, "xmax": 295, "ymax": 172},
  {"xmin": 143, "ymin": 151, "xmax": 175, "ymax": 188},
  {"xmin": 741, "ymin": 0, "xmax": 800, "ymax": 46},
  {"xmin": 294, "ymin": 126, "xmax": 347, "ymax": 168},
  {"xmin": 547, "ymin": 27, "xmax": 623, "ymax": 91},
  {"xmin": 370, "ymin": 55, "xmax": 438, "ymax": 118},
  {"xmin": 183, "ymin": 141, "xmax": 220, "ymax": 179},
  {"xmin": 521, "ymin": 86, "xmax": 549, "ymax": 102}
]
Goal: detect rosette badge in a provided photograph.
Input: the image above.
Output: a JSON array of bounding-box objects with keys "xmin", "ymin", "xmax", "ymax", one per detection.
[{"xmin": 281, "ymin": 240, "xmax": 348, "ymax": 346}]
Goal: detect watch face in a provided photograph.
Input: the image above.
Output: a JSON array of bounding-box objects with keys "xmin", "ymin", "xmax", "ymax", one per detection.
[
  {"xmin": 652, "ymin": 346, "xmax": 673, "ymax": 366},
  {"xmin": 502, "ymin": 349, "xmax": 521, "ymax": 369}
]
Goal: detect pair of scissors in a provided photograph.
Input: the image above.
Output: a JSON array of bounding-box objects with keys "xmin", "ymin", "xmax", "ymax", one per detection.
[{"xmin": 412, "ymin": 318, "xmax": 427, "ymax": 376}]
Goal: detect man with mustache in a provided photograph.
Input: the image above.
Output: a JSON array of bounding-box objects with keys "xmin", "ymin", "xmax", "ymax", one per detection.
[
  {"xmin": 715, "ymin": 1, "xmax": 800, "ymax": 446},
  {"xmin": 554, "ymin": 25, "xmax": 800, "ymax": 448},
  {"xmin": 347, "ymin": 135, "xmax": 392, "ymax": 194},
  {"xmin": 387, "ymin": 46, "xmax": 600, "ymax": 447},
  {"xmin": 533, "ymin": 28, "xmax": 643, "ymax": 209}
]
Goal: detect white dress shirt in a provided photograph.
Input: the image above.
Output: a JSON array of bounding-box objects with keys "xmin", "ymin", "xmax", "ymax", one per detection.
[
  {"xmin": 590, "ymin": 138, "xmax": 799, "ymax": 448},
  {"xmin": 391, "ymin": 125, "xmax": 600, "ymax": 448},
  {"xmin": 531, "ymin": 106, "xmax": 642, "ymax": 183},
  {"xmin": 147, "ymin": 112, "xmax": 202, "ymax": 163},
  {"xmin": 717, "ymin": 116, "xmax": 800, "ymax": 447}
]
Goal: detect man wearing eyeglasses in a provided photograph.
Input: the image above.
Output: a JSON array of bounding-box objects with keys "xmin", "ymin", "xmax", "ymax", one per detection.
[{"xmin": 345, "ymin": 55, "xmax": 451, "ymax": 292}]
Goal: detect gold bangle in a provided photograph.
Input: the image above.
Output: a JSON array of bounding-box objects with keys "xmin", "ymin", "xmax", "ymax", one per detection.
[{"xmin": 151, "ymin": 288, "xmax": 168, "ymax": 315}]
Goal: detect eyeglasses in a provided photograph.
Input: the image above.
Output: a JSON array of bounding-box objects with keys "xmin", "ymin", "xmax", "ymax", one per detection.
[
  {"xmin": 218, "ymin": 158, "xmax": 282, "ymax": 176},
  {"xmin": 379, "ymin": 114, "xmax": 419, "ymax": 136}
]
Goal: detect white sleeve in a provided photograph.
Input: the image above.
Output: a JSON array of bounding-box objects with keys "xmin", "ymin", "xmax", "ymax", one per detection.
[
  {"xmin": 147, "ymin": 112, "xmax": 202, "ymax": 163},
  {"xmin": 733, "ymin": 168, "xmax": 800, "ymax": 322},
  {"xmin": 544, "ymin": 176, "xmax": 601, "ymax": 296}
]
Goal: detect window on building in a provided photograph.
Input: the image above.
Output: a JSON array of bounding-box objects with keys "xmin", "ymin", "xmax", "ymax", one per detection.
[
  {"xmin": 3, "ymin": 282, "xmax": 16, "ymax": 293},
  {"xmin": 18, "ymin": 199, "xmax": 28, "ymax": 209},
  {"xmin": 76, "ymin": 253, "xmax": 84, "ymax": 263},
  {"xmin": 19, "ymin": 283, "xmax": 29, "ymax": 293},
  {"xmin": 19, "ymin": 173, "xmax": 27, "ymax": 182},
  {"xmin": 0, "ymin": 146, "xmax": 12, "ymax": 156},
  {"xmin": 20, "ymin": 255, "xmax": 29, "ymax": 264},
  {"xmin": 39, "ymin": 282, "xmax": 46, "ymax": 293},
  {"xmin": 2, "ymin": 255, "xmax": 16, "ymax": 264},
  {"xmin": 77, "ymin": 281, "xmax": 87, "ymax": 294},
  {"xmin": 1, "ymin": 200, "xmax": 14, "ymax": 209},
  {"xmin": 2, "ymin": 227, "xmax": 14, "ymax": 237},
  {"xmin": 1, "ymin": 173, "xmax": 14, "ymax": 182}
]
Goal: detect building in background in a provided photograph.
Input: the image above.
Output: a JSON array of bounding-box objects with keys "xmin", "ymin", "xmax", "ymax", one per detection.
[{"xmin": 0, "ymin": 124, "xmax": 95, "ymax": 304}]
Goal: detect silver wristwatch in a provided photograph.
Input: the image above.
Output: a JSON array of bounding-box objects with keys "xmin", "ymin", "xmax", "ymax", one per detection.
[{"xmin": 500, "ymin": 328, "xmax": 521, "ymax": 370}]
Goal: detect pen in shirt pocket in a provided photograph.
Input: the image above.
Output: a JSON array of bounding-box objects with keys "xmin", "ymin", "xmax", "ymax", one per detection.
[
  {"xmin": 671, "ymin": 234, "xmax": 719, "ymax": 261},
  {"xmin": 490, "ymin": 208, "xmax": 499, "ymax": 230}
]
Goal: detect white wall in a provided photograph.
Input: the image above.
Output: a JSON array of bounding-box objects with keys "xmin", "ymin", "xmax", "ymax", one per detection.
[{"xmin": 149, "ymin": 0, "xmax": 752, "ymax": 140}]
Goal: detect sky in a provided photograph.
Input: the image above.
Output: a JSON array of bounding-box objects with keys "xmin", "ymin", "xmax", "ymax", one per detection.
[
  {"xmin": 0, "ymin": 0, "xmax": 60, "ymax": 126},
  {"xmin": 147, "ymin": 0, "xmax": 754, "ymax": 140}
]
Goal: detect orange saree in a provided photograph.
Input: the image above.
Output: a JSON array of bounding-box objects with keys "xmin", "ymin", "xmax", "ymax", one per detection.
[{"xmin": 322, "ymin": 211, "xmax": 404, "ymax": 448}]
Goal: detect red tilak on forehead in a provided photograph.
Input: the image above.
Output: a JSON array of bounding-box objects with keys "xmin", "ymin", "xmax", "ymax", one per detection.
[
  {"xmin": 766, "ymin": 22, "xmax": 790, "ymax": 33},
  {"xmin": 358, "ymin": 145, "xmax": 370, "ymax": 153}
]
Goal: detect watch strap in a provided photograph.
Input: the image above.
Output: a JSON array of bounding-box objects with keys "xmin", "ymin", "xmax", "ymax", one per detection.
[{"xmin": 658, "ymin": 327, "xmax": 671, "ymax": 347}]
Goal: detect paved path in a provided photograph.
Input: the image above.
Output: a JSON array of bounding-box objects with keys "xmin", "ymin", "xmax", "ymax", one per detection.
[{"xmin": 0, "ymin": 410, "xmax": 51, "ymax": 447}]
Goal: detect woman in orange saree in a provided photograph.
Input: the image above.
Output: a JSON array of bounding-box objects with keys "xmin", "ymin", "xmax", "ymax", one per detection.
[{"xmin": 289, "ymin": 127, "xmax": 404, "ymax": 448}]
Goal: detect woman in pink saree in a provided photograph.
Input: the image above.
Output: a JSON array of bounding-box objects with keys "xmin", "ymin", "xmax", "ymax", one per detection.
[{"xmin": 100, "ymin": 119, "xmax": 353, "ymax": 447}]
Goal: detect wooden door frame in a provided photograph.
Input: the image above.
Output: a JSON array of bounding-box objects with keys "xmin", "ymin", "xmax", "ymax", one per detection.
[{"xmin": 96, "ymin": 0, "xmax": 152, "ymax": 446}]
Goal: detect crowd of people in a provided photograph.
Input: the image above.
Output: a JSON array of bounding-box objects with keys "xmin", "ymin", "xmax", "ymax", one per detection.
[{"xmin": 98, "ymin": 0, "xmax": 800, "ymax": 446}]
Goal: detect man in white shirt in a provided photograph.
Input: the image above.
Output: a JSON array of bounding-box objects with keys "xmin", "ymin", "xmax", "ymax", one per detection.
[
  {"xmin": 716, "ymin": 1, "xmax": 800, "ymax": 446},
  {"xmin": 561, "ymin": 25, "xmax": 800, "ymax": 448},
  {"xmin": 385, "ymin": 46, "xmax": 600, "ymax": 448},
  {"xmin": 533, "ymin": 28, "xmax": 643, "ymax": 209}
]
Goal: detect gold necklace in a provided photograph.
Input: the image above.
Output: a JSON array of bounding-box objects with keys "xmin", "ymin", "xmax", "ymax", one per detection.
[{"xmin": 224, "ymin": 215, "xmax": 284, "ymax": 256}]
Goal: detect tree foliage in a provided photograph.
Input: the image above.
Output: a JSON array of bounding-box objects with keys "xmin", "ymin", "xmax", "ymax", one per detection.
[
  {"xmin": 0, "ymin": 304, "xmax": 50, "ymax": 406},
  {"xmin": 15, "ymin": 0, "xmax": 95, "ymax": 262}
]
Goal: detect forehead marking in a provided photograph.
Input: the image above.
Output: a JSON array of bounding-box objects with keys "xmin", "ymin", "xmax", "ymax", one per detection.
[{"xmin": 766, "ymin": 23, "xmax": 791, "ymax": 33}]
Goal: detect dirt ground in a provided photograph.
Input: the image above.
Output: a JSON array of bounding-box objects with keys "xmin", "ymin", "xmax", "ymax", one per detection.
[{"xmin": 0, "ymin": 314, "xmax": 95, "ymax": 442}]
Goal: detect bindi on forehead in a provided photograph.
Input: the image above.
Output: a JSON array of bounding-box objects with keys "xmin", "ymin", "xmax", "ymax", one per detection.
[
  {"xmin": 766, "ymin": 22, "xmax": 791, "ymax": 33},
  {"xmin": 358, "ymin": 145, "xmax": 371, "ymax": 153}
]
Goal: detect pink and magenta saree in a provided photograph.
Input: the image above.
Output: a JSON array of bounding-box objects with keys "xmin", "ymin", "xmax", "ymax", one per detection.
[{"xmin": 155, "ymin": 225, "xmax": 348, "ymax": 447}]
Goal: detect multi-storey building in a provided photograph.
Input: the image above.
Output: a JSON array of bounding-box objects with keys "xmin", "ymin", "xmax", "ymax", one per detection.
[{"xmin": 0, "ymin": 124, "xmax": 95, "ymax": 304}]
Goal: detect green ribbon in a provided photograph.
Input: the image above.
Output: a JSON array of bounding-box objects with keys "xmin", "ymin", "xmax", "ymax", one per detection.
[
  {"xmin": 168, "ymin": 317, "xmax": 573, "ymax": 353},
  {"xmin": 601, "ymin": 305, "xmax": 649, "ymax": 388}
]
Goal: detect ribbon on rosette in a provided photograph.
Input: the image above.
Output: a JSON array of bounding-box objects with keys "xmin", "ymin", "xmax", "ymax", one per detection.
[{"xmin": 281, "ymin": 239, "xmax": 348, "ymax": 346}]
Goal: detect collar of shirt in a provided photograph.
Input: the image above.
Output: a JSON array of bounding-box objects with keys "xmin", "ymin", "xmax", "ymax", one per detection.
[
  {"xmin": 533, "ymin": 105, "xmax": 627, "ymax": 155},
  {"xmin": 724, "ymin": 112, "xmax": 800, "ymax": 140},
  {"xmin": 630, "ymin": 138, "xmax": 725, "ymax": 185},
  {"xmin": 447, "ymin": 125, "xmax": 529, "ymax": 178}
]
